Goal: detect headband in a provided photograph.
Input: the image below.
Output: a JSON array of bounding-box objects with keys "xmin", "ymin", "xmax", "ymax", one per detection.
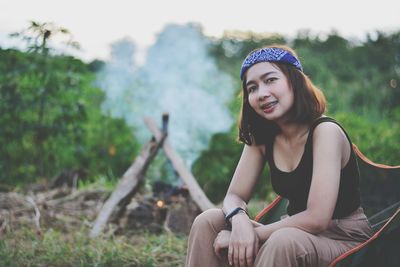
[{"xmin": 240, "ymin": 47, "xmax": 303, "ymax": 80}]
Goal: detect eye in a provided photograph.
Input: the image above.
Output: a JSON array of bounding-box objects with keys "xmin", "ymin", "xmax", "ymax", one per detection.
[
  {"xmin": 265, "ymin": 77, "xmax": 277, "ymax": 84},
  {"xmin": 247, "ymin": 85, "xmax": 257, "ymax": 93}
]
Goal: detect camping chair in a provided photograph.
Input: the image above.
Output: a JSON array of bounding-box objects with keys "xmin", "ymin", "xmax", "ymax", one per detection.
[{"xmin": 254, "ymin": 144, "xmax": 400, "ymax": 267}]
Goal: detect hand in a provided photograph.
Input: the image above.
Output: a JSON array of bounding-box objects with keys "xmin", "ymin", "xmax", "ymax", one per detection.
[
  {"xmin": 214, "ymin": 230, "xmax": 231, "ymax": 260},
  {"xmin": 229, "ymin": 213, "xmax": 260, "ymax": 267}
]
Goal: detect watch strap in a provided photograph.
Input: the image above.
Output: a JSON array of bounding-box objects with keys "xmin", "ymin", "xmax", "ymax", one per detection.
[{"xmin": 224, "ymin": 207, "xmax": 248, "ymax": 224}]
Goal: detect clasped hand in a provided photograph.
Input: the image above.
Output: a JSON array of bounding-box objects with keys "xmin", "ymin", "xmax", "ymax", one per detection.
[{"xmin": 213, "ymin": 214, "xmax": 260, "ymax": 267}]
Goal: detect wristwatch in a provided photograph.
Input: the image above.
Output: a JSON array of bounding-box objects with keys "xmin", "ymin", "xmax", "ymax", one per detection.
[{"xmin": 224, "ymin": 207, "xmax": 248, "ymax": 225}]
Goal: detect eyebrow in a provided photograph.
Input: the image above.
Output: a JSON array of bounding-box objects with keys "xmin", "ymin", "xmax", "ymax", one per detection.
[{"xmin": 245, "ymin": 71, "xmax": 278, "ymax": 87}]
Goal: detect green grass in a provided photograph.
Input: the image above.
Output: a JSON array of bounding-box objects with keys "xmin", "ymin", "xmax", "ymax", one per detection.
[
  {"xmin": 0, "ymin": 227, "xmax": 187, "ymax": 267},
  {"xmin": 77, "ymin": 175, "xmax": 119, "ymax": 192},
  {"xmin": 0, "ymin": 188, "xmax": 273, "ymax": 267}
]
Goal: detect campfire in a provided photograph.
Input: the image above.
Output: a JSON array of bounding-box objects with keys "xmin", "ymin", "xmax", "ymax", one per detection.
[
  {"xmin": 0, "ymin": 114, "xmax": 212, "ymax": 237},
  {"xmin": 120, "ymin": 181, "xmax": 200, "ymax": 234}
]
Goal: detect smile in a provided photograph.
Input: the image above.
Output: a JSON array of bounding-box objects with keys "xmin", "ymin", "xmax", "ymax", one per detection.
[{"xmin": 261, "ymin": 101, "xmax": 278, "ymax": 110}]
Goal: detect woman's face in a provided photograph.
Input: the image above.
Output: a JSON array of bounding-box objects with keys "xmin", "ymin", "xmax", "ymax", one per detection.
[{"xmin": 245, "ymin": 62, "xmax": 294, "ymax": 123}]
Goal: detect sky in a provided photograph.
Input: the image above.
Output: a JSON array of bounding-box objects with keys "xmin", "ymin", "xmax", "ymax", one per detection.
[{"xmin": 1, "ymin": 0, "xmax": 399, "ymax": 62}]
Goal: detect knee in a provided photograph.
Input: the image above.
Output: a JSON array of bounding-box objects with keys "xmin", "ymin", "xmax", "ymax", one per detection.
[
  {"xmin": 255, "ymin": 228, "xmax": 314, "ymax": 266},
  {"xmin": 267, "ymin": 227, "xmax": 307, "ymax": 250},
  {"xmin": 191, "ymin": 208, "xmax": 225, "ymax": 232}
]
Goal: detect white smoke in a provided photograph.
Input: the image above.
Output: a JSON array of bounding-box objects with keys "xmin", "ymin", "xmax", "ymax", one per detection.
[
  {"xmin": 98, "ymin": 38, "xmax": 137, "ymax": 118},
  {"xmin": 97, "ymin": 23, "xmax": 235, "ymax": 165}
]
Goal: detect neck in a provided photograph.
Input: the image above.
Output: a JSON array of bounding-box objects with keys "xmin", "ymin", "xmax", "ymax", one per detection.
[{"xmin": 276, "ymin": 120, "xmax": 310, "ymax": 142}]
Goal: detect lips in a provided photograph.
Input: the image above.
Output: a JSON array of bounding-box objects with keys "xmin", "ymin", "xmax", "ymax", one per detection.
[{"xmin": 260, "ymin": 101, "xmax": 278, "ymax": 110}]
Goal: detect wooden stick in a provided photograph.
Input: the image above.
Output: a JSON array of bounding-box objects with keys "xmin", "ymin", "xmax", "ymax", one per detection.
[
  {"xmin": 144, "ymin": 117, "xmax": 215, "ymax": 211},
  {"xmin": 90, "ymin": 132, "xmax": 166, "ymax": 237},
  {"xmin": 45, "ymin": 188, "xmax": 107, "ymax": 206},
  {"xmin": 0, "ymin": 212, "xmax": 9, "ymax": 234},
  {"xmin": 26, "ymin": 196, "xmax": 42, "ymax": 236}
]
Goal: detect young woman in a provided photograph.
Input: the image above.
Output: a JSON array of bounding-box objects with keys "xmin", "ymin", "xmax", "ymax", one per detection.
[{"xmin": 185, "ymin": 45, "xmax": 373, "ymax": 267}]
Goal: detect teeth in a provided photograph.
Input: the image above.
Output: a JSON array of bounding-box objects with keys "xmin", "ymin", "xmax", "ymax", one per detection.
[{"xmin": 262, "ymin": 101, "xmax": 277, "ymax": 109}]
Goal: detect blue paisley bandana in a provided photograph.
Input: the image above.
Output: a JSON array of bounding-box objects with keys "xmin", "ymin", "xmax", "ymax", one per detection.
[{"xmin": 240, "ymin": 47, "xmax": 303, "ymax": 80}]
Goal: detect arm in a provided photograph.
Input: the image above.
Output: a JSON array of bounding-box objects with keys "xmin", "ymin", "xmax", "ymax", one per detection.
[
  {"xmin": 254, "ymin": 122, "xmax": 350, "ymax": 242},
  {"xmin": 220, "ymin": 144, "xmax": 266, "ymax": 266},
  {"xmin": 223, "ymin": 144, "xmax": 266, "ymax": 215}
]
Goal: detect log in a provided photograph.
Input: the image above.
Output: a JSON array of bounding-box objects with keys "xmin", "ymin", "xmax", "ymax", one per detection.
[
  {"xmin": 90, "ymin": 132, "xmax": 166, "ymax": 237},
  {"xmin": 144, "ymin": 117, "xmax": 215, "ymax": 211}
]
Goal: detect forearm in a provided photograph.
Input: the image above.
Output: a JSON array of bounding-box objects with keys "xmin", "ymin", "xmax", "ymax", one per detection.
[
  {"xmin": 254, "ymin": 209, "xmax": 329, "ymax": 243},
  {"xmin": 222, "ymin": 193, "xmax": 248, "ymax": 215}
]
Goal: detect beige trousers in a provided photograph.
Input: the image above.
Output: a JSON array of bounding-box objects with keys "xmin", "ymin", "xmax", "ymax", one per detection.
[{"xmin": 186, "ymin": 207, "xmax": 373, "ymax": 267}]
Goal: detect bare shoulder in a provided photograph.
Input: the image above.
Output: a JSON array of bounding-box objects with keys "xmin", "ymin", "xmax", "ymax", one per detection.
[
  {"xmin": 312, "ymin": 121, "xmax": 351, "ymax": 163},
  {"xmin": 312, "ymin": 121, "xmax": 351, "ymax": 167},
  {"xmin": 313, "ymin": 121, "xmax": 347, "ymax": 143}
]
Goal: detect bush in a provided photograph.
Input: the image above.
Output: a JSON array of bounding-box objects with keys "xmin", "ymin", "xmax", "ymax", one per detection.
[{"xmin": 0, "ymin": 48, "xmax": 139, "ymax": 186}]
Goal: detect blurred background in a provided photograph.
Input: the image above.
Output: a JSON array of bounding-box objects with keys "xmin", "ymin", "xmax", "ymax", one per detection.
[{"xmin": 0, "ymin": 0, "xmax": 399, "ymax": 266}]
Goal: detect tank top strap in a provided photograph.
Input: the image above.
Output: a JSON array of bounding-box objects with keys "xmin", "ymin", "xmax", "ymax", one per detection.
[
  {"xmin": 265, "ymin": 116, "xmax": 353, "ymax": 163},
  {"xmin": 309, "ymin": 116, "xmax": 353, "ymax": 145}
]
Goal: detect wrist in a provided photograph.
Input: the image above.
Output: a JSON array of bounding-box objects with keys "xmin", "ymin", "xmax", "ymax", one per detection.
[
  {"xmin": 224, "ymin": 207, "xmax": 249, "ymax": 226},
  {"xmin": 231, "ymin": 211, "xmax": 249, "ymax": 223}
]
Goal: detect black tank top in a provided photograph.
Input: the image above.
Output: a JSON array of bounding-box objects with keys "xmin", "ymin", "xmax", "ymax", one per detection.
[{"xmin": 266, "ymin": 117, "xmax": 361, "ymax": 219}]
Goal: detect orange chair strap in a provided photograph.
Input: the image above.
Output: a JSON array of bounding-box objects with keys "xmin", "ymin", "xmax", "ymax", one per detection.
[
  {"xmin": 327, "ymin": 208, "xmax": 400, "ymax": 267},
  {"xmin": 254, "ymin": 196, "xmax": 283, "ymax": 222},
  {"xmin": 352, "ymin": 144, "xmax": 400, "ymax": 169}
]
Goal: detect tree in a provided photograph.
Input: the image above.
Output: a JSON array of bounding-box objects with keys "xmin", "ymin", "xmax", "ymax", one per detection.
[{"xmin": 0, "ymin": 22, "xmax": 139, "ymax": 186}]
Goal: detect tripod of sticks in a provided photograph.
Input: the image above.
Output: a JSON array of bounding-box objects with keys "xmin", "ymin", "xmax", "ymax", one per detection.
[{"xmin": 90, "ymin": 114, "xmax": 214, "ymax": 237}]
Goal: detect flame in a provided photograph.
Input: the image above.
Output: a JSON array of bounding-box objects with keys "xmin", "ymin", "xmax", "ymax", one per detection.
[
  {"xmin": 156, "ymin": 200, "xmax": 165, "ymax": 208},
  {"xmin": 108, "ymin": 145, "xmax": 116, "ymax": 156}
]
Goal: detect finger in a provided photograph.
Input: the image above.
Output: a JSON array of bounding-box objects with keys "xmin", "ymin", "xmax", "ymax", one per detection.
[
  {"xmin": 213, "ymin": 239, "xmax": 219, "ymax": 258},
  {"xmin": 214, "ymin": 243, "xmax": 222, "ymax": 259},
  {"xmin": 238, "ymin": 246, "xmax": 246, "ymax": 267},
  {"xmin": 246, "ymin": 245, "xmax": 254, "ymax": 267},
  {"xmin": 254, "ymin": 237, "xmax": 260, "ymax": 258},
  {"xmin": 228, "ymin": 244, "xmax": 233, "ymax": 266},
  {"xmin": 233, "ymin": 246, "xmax": 240, "ymax": 267}
]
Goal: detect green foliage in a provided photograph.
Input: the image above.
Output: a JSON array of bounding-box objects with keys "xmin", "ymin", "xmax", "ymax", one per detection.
[
  {"xmin": 0, "ymin": 48, "xmax": 139, "ymax": 185},
  {"xmin": 294, "ymin": 31, "xmax": 400, "ymax": 118},
  {"xmin": 333, "ymin": 112, "xmax": 400, "ymax": 165},
  {"xmin": 77, "ymin": 175, "xmax": 117, "ymax": 192},
  {"xmin": 0, "ymin": 22, "xmax": 142, "ymax": 186},
  {"xmin": 192, "ymin": 131, "xmax": 242, "ymax": 203},
  {"xmin": 192, "ymin": 129, "xmax": 271, "ymax": 204},
  {"xmin": 0, "ymin": 227, "xmax": 186, "ymax": 267}
]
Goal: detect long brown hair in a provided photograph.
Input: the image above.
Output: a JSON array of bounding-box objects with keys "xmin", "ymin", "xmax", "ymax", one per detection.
[{"xmin": 238, "ymin": 45, "xmax": 326, "ymax": 145}]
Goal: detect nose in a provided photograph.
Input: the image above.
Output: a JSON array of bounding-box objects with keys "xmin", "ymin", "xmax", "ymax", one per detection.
[{"xmin": 257, "ymin": 85, "xmax": 271, "ymax": 101}]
